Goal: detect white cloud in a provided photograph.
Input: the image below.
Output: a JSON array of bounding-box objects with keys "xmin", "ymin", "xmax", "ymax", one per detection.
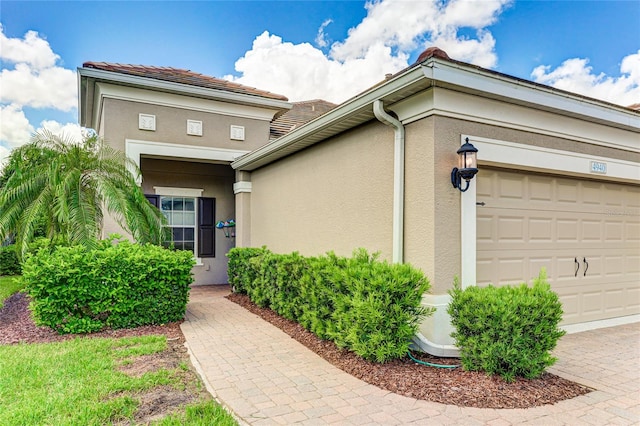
[
  {"xmin": 315, "ymin": 19, "xmax": 333, "ymax": 48},
  {"xmin": 0, "ymin": 145, "xmax": 10, "ymax": 167},
  {"xmin": 38, "ymin": 120, "xmax": 84, "ymax": 142},
  {"xmin": 0, "ymin": 105, "xmax": 34, "ymax": 149},
  {"xmin": 531, "ymin": 50, "xmax": 640, "ymax": 107},
  {"xmin": 226, "ymin": 31, "xmax": 408, "ymax": 103},
  {"xmin": 0, "ymin": 25, "xmax": 79, "ymax": 162},
  {"xmin": 0, "ymin": 23, "xmax": 59, "ymax": 70},
  {"xmin": 1, "ymin": 63, "xmax": 77, "ymax": 111},
  {"xmin": 0, "ymin": 25, "xmax": 77, "ymax": 111},
  {"xmin": 226, "ymin": 0, "xmax": 511, "ymax": 103}
]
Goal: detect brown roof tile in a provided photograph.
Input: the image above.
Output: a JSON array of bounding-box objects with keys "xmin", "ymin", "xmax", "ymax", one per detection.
[
  {"xmin": 270, "ymin": 99, "xmax": 337, "ymax": 139},
  {"xmin": 82, "ymin": 62, "xmax": 289, "ymax": 101}
]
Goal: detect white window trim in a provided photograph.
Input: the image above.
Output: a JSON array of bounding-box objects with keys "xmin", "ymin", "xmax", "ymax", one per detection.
[
  {"xmin": 460, "ymin": 134, "xmax": 640, "ymax": 289},
  {"xmin": 154, "ymin": 187, "xmax": 203, "ymax": 197},
  {"xmin": 156, "ymin": 191, "xmax": 202, "ymax": 265}
]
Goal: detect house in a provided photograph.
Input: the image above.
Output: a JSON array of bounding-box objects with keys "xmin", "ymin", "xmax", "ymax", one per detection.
[
  {"xmin": 78, "ymin": 48, "xmax": 639, "ymax": 356},
  {"xmin": 78, "ymin": 62, "xmax": 291, "ymax": 285}
]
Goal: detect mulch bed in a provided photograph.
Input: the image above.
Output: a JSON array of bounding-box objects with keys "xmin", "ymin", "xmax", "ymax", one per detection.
[
  {"xmin": 0, "ymin": 290, "xmax": 593, "ymax": 410},
  {"xmin": 0, "ymin": 292, "xmax": 183, "ymax": 345},
  {"xmin": 226, "ymin": 292, "xmax": 593, "ymax": 409}
]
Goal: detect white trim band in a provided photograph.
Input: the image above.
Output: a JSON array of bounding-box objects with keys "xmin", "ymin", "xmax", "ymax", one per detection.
[
  {"xmin": 126, "ymin": 139, "xmax": 250, "ymax": 184},
  {"xmin": 153, "ymin": 187, "xmax": 203, "ymax": 197},
  {"xmin": 233, "ymin": 181, "xmax": 252, "ymax": 194}
]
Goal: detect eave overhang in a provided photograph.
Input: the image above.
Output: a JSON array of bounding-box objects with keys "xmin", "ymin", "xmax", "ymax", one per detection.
[
  {"xmin": 78, "ymin": 67, "xmax": 293, "ymax": 129},
  {"xmin": 231, "ymin": 58, "xmax": 639, "ymax": 172}
]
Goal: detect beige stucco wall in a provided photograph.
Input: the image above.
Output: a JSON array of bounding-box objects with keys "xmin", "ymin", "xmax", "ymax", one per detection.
[
  {"xmin": 102, "ymin": 98, "xmax": 272, "ymax": 152},
  {"xmin": 412, "ymin": 113, "xmax": 640, "ymax": 294},
  {"xmin": 98, "ymin": 95, "xmax": 271, "ymax": 285},
  {"xmin": 140, "ymin": 158, "xmax": 236, "ymax": 285},
  {"xmin": 249, "ymin": 122, "xmax": 395, "ymax": 259},
  {"xmin": 403, "ymin": 117, "xmax": 462, "ymax": 295}
]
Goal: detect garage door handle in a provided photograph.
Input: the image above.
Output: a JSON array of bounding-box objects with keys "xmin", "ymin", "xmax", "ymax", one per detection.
[
  {"xmin": 583, "ymin": 257, "xmax": 589, "ymax": 277},
  {"xmin": 574, "ymin": 257, "xmax": 580, "ymax": 277}
]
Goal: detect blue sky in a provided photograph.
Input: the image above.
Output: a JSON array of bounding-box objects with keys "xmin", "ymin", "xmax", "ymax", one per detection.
[{"xmin": 1, "ymin": 0, "xmax": 639, "ymax": 163}]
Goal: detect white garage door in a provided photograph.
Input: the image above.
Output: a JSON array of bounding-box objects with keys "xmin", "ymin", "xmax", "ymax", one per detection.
[{"xmin": 477, "ymin": 168, "xmax": 640, "ymax": 325}]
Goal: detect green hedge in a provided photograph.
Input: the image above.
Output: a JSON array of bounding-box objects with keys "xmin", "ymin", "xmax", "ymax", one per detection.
[
  {"xmin": 447, "ymin": 270, "xmax": 565, "ymax": 382},
  {"xmin": 22, "ymin": 240, "xmax": 195, "ymax": 334},
  {"xmin": 227, "ymin": 247, "xmax": 432, "ymax": 362},
  {"xmin": 0, "ymin": 245, "xmax": 21, "ymax": 275}
]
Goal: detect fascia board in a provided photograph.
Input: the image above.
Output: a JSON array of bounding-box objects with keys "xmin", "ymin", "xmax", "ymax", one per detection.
[
  {"xmin": 95, "ymin": 82, "xmax": 282, "ymax": 122},
  {"xmin": 77, "ymin": 67, "xmax": 293, "ymax": 111},
  {"xmin": 424, "ymin": 60, "xmax": 640, "ymax": 131},
  {"xmin": 231, "ymin": 66, "xmax": 427, "ymax": 171}
]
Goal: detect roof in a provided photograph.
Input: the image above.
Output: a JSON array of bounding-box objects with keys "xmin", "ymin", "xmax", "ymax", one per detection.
[
  {"xmin": 270, "ymin": 100, "xmax": 337, "ymax": 140},
  {"xmin": 232, "ymin": 48, "xmax": 639, "ymax": 172},
  {"xmin": 82, "ymin": 62, "xmax": 289, "ymax": 101}
]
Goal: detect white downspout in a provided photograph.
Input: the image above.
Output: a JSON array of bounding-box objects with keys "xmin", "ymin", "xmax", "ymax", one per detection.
[{"xmin": 373, "ymin": 100, "xmax": 404, "ymax": 264}]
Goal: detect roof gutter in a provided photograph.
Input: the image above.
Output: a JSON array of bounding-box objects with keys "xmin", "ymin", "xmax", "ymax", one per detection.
[{"xmin": 373, "ymin": 100, "xmax": 405, "ymax": 264}]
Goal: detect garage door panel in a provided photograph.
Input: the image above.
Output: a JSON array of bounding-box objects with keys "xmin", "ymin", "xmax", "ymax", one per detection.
[
  {"xmin": 554, "ymin": 283, "xmax": 640, "ymax": 324},
  {"xmin": 627, "ymin": 221, "xmax": 640, "ymax": 242},
  {"xmin": 627, "ymin": 255, "xmax": 640, "ymax": 274},
  {"xmin": 529, "ymin": 218, "xmax": 553, "ymax": 241},
  {"xmin": 628, "ymin": 287, "xmax": 640, "ymax": 310},
  {"xmin": 547, "ymin": 179, "xmax": 578, "ymax": 208},
  {"xmin": 605, "ymin": 221, "xmax": 624, "ymax": 241},
  {"xmin": 497, "ymin": 217, "xmax": 526, "ymax": 242},
  {"xmin": 477, "ymin": 168, "xmax": 640, "ymax": 325}
]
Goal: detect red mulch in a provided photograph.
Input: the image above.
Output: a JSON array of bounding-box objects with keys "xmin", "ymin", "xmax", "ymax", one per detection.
[
  {"xmin": 0, "ymin": 291, "xmax": 593, "ymax": 409},
  {"xmin": 226, "ymin": 292, "xmax": 593, "ymax": 409},
  {"xmin": 0, "ymin": 292, "xmax": 183, "ymax": 345}
]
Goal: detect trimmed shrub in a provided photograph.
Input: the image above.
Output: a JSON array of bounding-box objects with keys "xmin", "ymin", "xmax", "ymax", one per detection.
[
  {"xmin": 227, "ymin": 247, "xmax": 432, "ymax": 362},
  {"xmin": 447, "ymin": 270, "xmax": 565, "ymax": 382},
  {"xmin": 227, "ymin": 247, "xmax": 267, "ymax": 294},
  {"xmin": 22, "ymin": 240, "xmax": 194, "ymax": 334},
  {"xmin": 0, "ymin": 245, "xmax": 21, "ymax": 275}
]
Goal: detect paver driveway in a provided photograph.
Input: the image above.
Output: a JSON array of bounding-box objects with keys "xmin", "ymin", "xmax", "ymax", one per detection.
[{"xmin": 181, "ymin": 285, "xmax": 640, "ymax": 425}]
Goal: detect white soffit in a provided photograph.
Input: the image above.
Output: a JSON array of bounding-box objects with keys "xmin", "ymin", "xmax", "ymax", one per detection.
[
  {"xmin": 392, "ymin": 88, "xmax": 639, "ymax": 153},
  {"xmin": 79, "ymin": 67, "xmax": 292, "ymax": 109},
  {"xmin": 235, "ymin": 57, "xmax": 639, "ymax": 171},
  {"xmin": 96, "ymin": 83, "xmax": 282, "ymax": 122},
  {"xmin": 424, "ymin": 61, "xmax": 640, "ymax": 132}
]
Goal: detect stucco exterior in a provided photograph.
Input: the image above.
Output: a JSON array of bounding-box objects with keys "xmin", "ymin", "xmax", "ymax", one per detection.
[
  {"xmin": 79, "ymin": 55, "xmax": 639, "ymax": 356},
  {"xmin": 79, "ymin": 64, "xmax": 291, "ymax": 285},
  {"xmin": 140, "ymin": 158, "xmax": 236, "ymax": 284},
  {"xmin": 250, "ymin": 122, "xmax": 395, "ymax": 258},
  {"xmin": 232, "ymin": 56, "xmax": 639, "ymax": 355},
  {"xmin": 101, "ymin": 97, "xmax": 272, "ymax": 153}
]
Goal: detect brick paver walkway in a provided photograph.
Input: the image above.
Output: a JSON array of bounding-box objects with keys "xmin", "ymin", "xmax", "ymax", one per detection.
[{"xmin": 180, "ymin": 286, "xmax": 640, "ymax": 425}]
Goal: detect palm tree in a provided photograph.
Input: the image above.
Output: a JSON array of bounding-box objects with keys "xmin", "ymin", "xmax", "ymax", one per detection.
[{"xmin": 0, "ymin": 130, "xmax": 166, "ymax": 258}]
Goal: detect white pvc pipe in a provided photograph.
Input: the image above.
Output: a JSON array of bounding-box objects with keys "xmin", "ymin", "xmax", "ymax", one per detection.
[{"xmin": 373, "ymin": 100, "xmax": 405, "ymax": 264}]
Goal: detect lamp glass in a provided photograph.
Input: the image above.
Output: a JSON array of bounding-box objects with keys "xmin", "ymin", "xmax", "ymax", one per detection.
[{"xmin": 460, "ymin": 150, "xmax": 477, "ymax": 169}]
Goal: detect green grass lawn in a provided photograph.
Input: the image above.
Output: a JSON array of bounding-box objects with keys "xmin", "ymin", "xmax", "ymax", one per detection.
[
  {"xmin": 0, "ymin": 275, "xmax": 24, "ymax": 308},
  {"xmin": 0, "ymin": 335, "xmax": 237, "ymax": 425}
]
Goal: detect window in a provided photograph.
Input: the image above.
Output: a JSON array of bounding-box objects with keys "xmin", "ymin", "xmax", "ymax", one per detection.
[
  {"xmin": 145, "ymin": 194, "xmax": 215, "ymax": 258},
  {"xmin": 161, "ymin": 196, "xmax": 196, "ymax": 252}
]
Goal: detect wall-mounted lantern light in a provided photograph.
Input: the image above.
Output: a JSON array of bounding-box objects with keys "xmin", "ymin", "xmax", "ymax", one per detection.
[
  {"xmin": 451, "ymin": 138, "xmax": 478, "ymax": 192},
  {"xmin": 216, "ymin": 219, "xmax": 236, "ymax": 238}
]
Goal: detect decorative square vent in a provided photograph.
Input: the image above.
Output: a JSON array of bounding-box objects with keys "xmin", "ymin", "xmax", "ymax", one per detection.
[
  {"xmin": 187, "ymin": 120, "xmax": 203, "ymax": 136},
  {"xmin": 230, "ymin": 125, "xmax": 245, "ymax": 141},
  {"xmin": 138, "ymin": 113, "xmax": 156, "ymax": 131}
]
